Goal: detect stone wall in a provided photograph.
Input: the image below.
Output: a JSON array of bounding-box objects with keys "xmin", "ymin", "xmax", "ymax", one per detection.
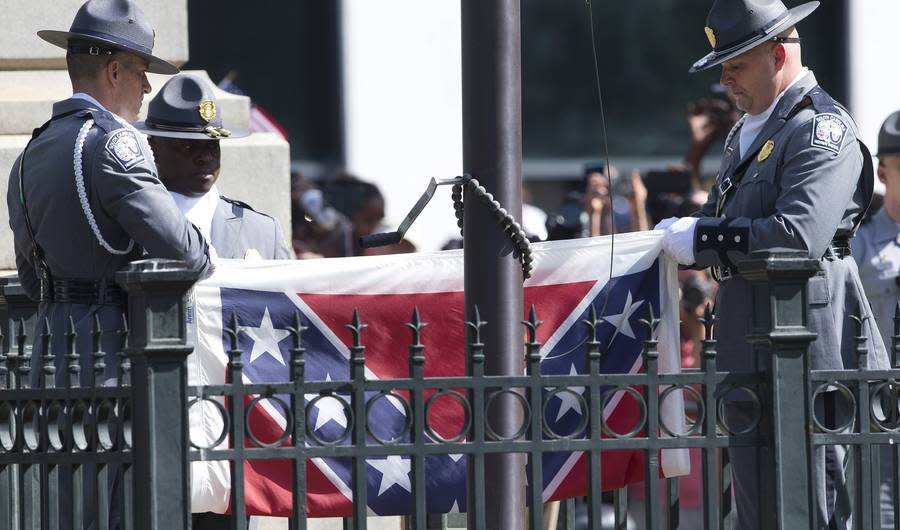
[{"xmin": 0, "ymin": 0, "xmax": 292, "ymax": 270}]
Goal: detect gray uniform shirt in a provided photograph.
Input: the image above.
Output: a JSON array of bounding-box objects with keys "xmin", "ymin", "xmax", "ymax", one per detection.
[
  {"xmin": 6, "ymin": 97, "xmax": 212, "ymax": 384},
  {"xmin": 852, "ymin": 208, "xmax": 900, "ymax": 354},
  {"xmin": 693, "ymin": 72, "xmax": 888, "ymax": 372},
  {"xmin": 211, "ymin": 197, "xmax": 291, "ymax": 259}
]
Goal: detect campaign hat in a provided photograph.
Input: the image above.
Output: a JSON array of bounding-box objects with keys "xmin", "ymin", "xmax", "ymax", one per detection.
[
  {"xmin": 876, "ymin": 111, "xmax": 900, "ymax": 157},
  {"xmin": 133, "ymin": 74, "xmax": 249, "ymax": 140},
  {"xmin": 689, "ymin": 0, "xmax": 818, "ymax": 73},
  {"xmin": 38, "ymin": 0, "xmax": 178, "ymax": 75}
]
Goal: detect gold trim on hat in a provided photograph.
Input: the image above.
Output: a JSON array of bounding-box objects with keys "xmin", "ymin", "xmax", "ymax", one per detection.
[
  {"xmin": 198, "ymin": 100, "xmax": 217, "ymax": 123},
  {"xmin": 704, "ymin": 26, "xmax": 716, "ymax": 49}
]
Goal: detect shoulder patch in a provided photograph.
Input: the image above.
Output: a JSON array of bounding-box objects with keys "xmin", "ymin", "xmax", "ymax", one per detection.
[
  {"xmin": 105, "ymin": 129, "xmax": 145, "ymax": 171},
  {"xmin": 811, "ymin": 113, "xmax": 848, "ymax": 154}
]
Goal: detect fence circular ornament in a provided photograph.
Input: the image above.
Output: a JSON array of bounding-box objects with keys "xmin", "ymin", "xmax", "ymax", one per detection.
[
  {"xmin": 187, "ymin": 397, "xmax": 230, "ymax": 450},
  {"xmin": 485, "ymin": 389, "xmax": 531, "ymax": 442},
  {"xmin": 424, "ymin": 390, "xmax": 471, "ymax": 444},
  {"xmin": 0, "ymin": 401, "xmax": 17, "ymax": 452},
  {"xmin": 95, "ymin": 399, "xmax": 119, "ymax": 451},
  {"xmin": 121, "ymin": 399, "xmax": 133, "ymax": 449},
  {"xmin": 811, "ymin": 381, "xmax": 856, "ymax": 434},
  {"xmin": 870, "ymin": 380, "xmax": 900, "ymax": 432},
  {"xmin": 246, "ymin": 395, "xmax": 293, "ymax": 449},
  {"xmin": 22, "ymin": 400, "xmax": 41, "ymax": 452},
  {"xmin": 306, "ymin": 394, "xmax": 353, "ymax": 446},
  {"xmin": 46, "ymin": 400, "xmax": 67, "ymax": 451},
  {"xmin": 364, "ymin": 391, "xmax": 411, "ymax": 445},
  {"xmin": 600, "ymin": 386, "xmax": 647, "ymax": 439},
  {"xmin": 542, "ymin": 388, "xmax": 589, "ymax": 439},
  {"xmin": 660, "ymin": 385, "xmax": 704, "ymax": 438},
  {"xmin": 70, "ymin": 399, "xmax": 91, "ymax": 451},
  {"xmin": 716, "ymin": 385, "xmax": 763, "ymax": 436}
]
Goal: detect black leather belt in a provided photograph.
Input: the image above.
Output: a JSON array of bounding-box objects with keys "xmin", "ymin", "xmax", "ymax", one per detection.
[
  {"xmin": 712, "ymin": 236, "xmax": 852, "ymax": 282},
  {"xmin": 51, "ymin": 278, "xmax": 125, "ymax": 306}
]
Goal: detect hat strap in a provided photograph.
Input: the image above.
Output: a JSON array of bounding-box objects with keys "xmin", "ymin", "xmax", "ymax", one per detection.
[
  {"xmin": 145, "ymin": 120, "xmax": 232, "ymax": 138},
  {"xmin": 68, "ymin": 44, "xmax": 115, "ymax": 57}
]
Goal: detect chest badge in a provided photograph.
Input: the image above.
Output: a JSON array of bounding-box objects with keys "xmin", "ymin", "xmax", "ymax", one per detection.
[
  {"xmin": 758, "ymin": 139, "xmax": 775, "ymax": 162},
  {"xmin": 198, "ymin": 100, "xmax": 217, "ymax": 123}
]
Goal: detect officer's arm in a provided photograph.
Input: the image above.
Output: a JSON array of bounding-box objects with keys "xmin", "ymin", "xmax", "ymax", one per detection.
[
  {"xmin": 91, "ymin": 133, "xmax": 212, "ymax": 272},
  {"xmin": 13, "ymin": 250, "xmax": 40, "ymax": 301},
  {"xmin": 7, "ymin": 160, "xmax": 41, "ymax": 300},
  {"xmin": 693, "ymin": 116, "xmax": 860, "ymax": 269}
]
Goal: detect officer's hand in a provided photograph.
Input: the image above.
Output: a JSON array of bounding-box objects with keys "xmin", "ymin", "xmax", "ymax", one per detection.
[
  {"xmin": 661, "ymin": 217, "xmax": 698, "ymax": 265},
  {"xmin": 654, "ymin": 217, "xmax": 678, "ymax": 231}
]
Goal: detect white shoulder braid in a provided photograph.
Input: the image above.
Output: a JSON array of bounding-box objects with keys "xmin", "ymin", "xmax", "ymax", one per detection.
[
  {"xmin": 724, "ymin": 113, "xmax": 747, "ymax": 153},
  {"xmin": 74, "ymin": 119, "xmax": 136, "ymax": 255}
]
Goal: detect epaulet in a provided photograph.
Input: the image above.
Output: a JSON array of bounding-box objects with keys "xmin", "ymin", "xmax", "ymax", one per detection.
[
  {"xmin": 221, "ymin": 196, "xmax": 273, "ymax": 218},
  {"xmin": 86, "ymin": 109, "xmax": 122, "ymax": 133},
  {"xmin": 806, "ymin": 86, "xmax": 839, "ymax": 114}
]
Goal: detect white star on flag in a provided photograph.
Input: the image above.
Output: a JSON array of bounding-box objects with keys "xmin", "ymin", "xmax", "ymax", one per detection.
[
  {"xmin": 243, "ymin": 307, "xmax": 290, "ymax": 365},
  {"xmin": 551, "ymin": 363, "xmax": 585, "ymax": 421},
  {"xmin": 305, "ymin": 374, "xmax": 349, "ymax": 432},
  {"xmin": 367, "ymin": 455, "xmax": 412, "ymax": 496},
  {"xmin": 601, "ymin": 291, "xmax": 644, "ymax": 342}
]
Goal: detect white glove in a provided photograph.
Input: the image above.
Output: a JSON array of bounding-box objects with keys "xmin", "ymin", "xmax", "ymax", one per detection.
[
  {"xmin": 661, "ymin": 217, "xmax": 698, "ymax": 265},
  {"xmin": 653, "ymin": 217, "xmax": 679, "ymax": 231}
]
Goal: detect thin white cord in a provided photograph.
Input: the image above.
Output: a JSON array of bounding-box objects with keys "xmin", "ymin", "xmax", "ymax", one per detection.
[{"xmin": 74, "ymin": 119, "xmax": 135, "ymax": 255}]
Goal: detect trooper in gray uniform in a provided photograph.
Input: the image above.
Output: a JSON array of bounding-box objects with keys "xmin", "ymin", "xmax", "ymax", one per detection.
[
  {"xmin": 7, "ymin": 0, "xmax": 212, "ymax": 370},
  {"xmin": 5, "ymin": 1, "xmax": 211, "ymax": 528},
  {"xmin": 133, "ymin": 74, "xmax": 289, "ymax": 530},
  {"xmin": 852, "ymin": 110, "xmax": 900, "ymax": 529},
  {"xmin": 656, "ymin": 1, "xmax": 890, "ymax": 528},
  {"xmin": 133, "ymin": 74, "xmax": 291, "ymax": 261}
]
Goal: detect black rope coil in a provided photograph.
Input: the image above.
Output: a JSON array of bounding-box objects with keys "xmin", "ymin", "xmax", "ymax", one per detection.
[{"xmin": 452, "ymin": 176, "xmax": 534, "ymax": 279}]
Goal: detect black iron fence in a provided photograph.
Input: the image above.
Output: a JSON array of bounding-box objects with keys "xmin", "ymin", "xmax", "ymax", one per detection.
[{"xmin": 0, "ymin": 250, "xmax": 898, "ymax": 530}]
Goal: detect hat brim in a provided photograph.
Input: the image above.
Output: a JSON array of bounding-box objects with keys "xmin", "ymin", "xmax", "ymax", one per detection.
[
  {"xmin": 689, "ymin": 1, "xmax": 819, "ymax": 74},
  {"xmin": 132, "ymin": 121, "xmax": 250, "ymax": 140},
  {"xmin": 37, "ymin": 29, "xmax": 179, "ymax": 75},
  {"xmin": 875, "ymin": 148, "xmax": 900, "ymax": 158}
]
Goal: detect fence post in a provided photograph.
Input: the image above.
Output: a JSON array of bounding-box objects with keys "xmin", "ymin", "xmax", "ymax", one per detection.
[
  {"xmin": 739, "ymin": 249, "xmax": 819, "ymax": 530},
  {"xmin": 0, "ymin": 276, "xmax": 39, "ymax": 354},
  {"xmin": 116, "ymin": 259, "xmax": 200, "ymax": 530}
]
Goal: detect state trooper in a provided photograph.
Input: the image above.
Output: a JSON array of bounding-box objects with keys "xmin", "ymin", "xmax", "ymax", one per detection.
[
  {"xmin": 133, "ymin": 73, "xmax": 290, "ymax": 530},
  {"xmin": 655, "ymin": 0, "xmax": 890, "ymax": 528},
  {"xmin": 133, "ymin": 74, "xmax": 290, "ymax": 261},
  {"xmin": 5, "ymin": 1, "xmax": 212, "ymax": 527},
  {"xmin": 852, "ymin": 110, "xmax": 900, "ymax": 529},
  {"xmin": 7, "ymin": 0, "xmax": 212, "ymax": 372}
]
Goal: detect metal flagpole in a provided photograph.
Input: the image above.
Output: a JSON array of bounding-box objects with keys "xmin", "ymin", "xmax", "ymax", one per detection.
[{"xmin": 461, "ymin": 1, "xmax": 526, "ymax": 528}]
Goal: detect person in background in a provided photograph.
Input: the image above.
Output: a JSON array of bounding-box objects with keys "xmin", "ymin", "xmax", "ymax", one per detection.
[
  {"xmin": 546, "ymin": 163, "xmax": 648, "ymax": 240},
  {"xmin": 316, "ymin": 173, "xmax": 385, "ymax": 257},
  {"xmin": 852, "ymin": 110, "xmax": 900, "ymax": 530}
]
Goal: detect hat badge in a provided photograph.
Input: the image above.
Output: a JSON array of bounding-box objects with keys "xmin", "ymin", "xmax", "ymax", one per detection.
[
  {"xmin": 198, "ymin": 100, "xmax": 216, "ymax": 123},
  {"xmin": 704, "ymin": 26, "xmax": 716, "ymax": 49}
]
